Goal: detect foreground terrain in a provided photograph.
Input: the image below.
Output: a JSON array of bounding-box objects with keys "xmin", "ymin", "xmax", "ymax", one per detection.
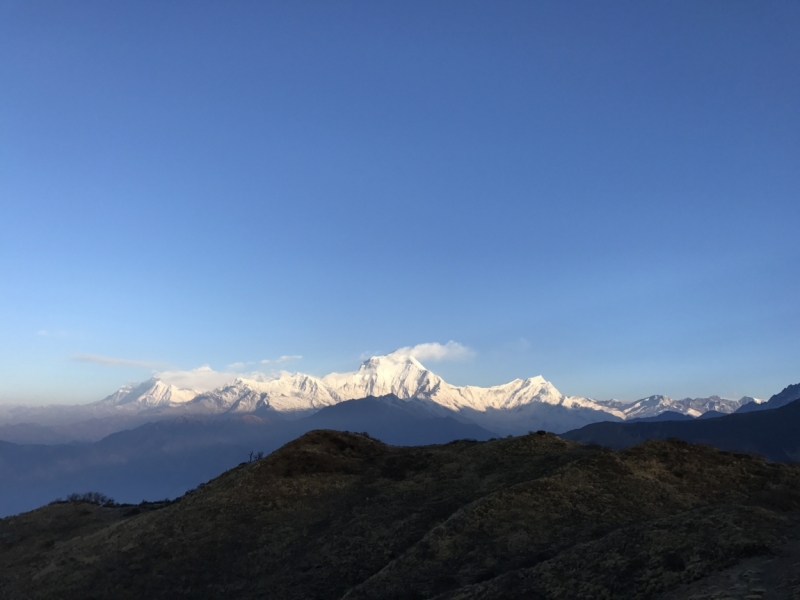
[{"xmin": 1, "ymin": 431, "xmax": 799, "ymax": 599}]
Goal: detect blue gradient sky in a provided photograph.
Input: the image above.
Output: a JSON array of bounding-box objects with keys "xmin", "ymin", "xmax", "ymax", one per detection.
[{"xmin": 1, "ymin": 1, "xmax": 798, "ymax": 404}]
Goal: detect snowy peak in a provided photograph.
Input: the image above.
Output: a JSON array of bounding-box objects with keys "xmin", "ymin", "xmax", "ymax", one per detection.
[
  {"xmin": 186, "ymin": 372, "xmax": 339, "ymax": 417},
  {"xmin": 321, "ymin": 354, "xmax": 594, "ymax": 416},
  {"xmin": 622, "ymin": 394, "xmax": 756, "ymax": 420},
  {"xmin": 98, "ymin": 384, "xmax": 135, "ymax": 406},
  {"xmin": 98, "ymin": 378, "xmax": 197, "ymax": 409},
  {"xmin": 323, "ymin": 353, "xmax": 443, "ymax": 401},
  {"xmin": 242, "ymin": 372, "xmax": 339, "ymax": 413},
  {"xmin": 362, "ymin": 351, "xmax": 427, "ymax": 371},
  {"xmin": 187, "ymin": 380, "xmax": 268, "ymax": 414},
  {"xmin": 440, "ymin": 376, "xmax": 560, "ymax": 412},
  {"xmin": 623, "ymin": 395, "xmax": 682, "ymax": 419}
]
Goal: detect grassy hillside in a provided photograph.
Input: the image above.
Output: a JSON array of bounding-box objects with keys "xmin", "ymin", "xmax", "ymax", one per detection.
[{"xmin": 1, "ymin": 430, "xmax": 799, "ymax": 599}]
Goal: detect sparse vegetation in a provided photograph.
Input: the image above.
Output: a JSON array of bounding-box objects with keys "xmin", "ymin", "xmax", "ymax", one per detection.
[
  {"xmin": 51, "ymin": 491, "xmax": 116, "ymax": 507},
  {"xmin": 248, "ymin": 450, "xmax": 266, "ymax": 462},
  {"xmin": 3, "ymin": 430, "xmax": 799, "ymax": 600}
]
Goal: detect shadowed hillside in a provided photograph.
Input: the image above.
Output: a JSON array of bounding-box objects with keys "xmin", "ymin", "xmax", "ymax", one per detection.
[
  {"xmin": 562, "ymin": 398, "xmax": 800, "ymax": 462},
  {"xmin": 736, "ymin": 382, "xmax": 800, "ymax": 413},
  {"xmin": 2, "ymin": 430, "xmax": 800, "ymax": 599}
]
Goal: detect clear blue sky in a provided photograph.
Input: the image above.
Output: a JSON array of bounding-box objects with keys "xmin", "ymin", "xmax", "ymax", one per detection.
[{"xmin": 1, "ymin": 1, "xmax": 798, "ymax": 404}]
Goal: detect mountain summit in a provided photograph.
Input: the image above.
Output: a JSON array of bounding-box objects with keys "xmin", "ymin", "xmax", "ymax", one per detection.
[
  {"xmin": 323, "ymin": 352, "xmax": 444, "ymax": 401},
  {"xmin": 98, "ymin": 378, "xmax": 197, "ymax": 409}
]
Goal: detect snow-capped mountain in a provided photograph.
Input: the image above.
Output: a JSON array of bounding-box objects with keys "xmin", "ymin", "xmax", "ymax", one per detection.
[
  {"xmin": 622, "ymin": 394, "xmax": 759, "ymax": 420},
  {"xmin": 97, "ymin": 378, "xmax": 197, "ymax": 409},
  {"xmin": 323, "ymin": 354, "xmax": 444, "ymax": 401},
  {"xmin": 188, "ymin": 373, "xmax": 338, "ymax": 416},
  {"xmin": 322, "ymin": 352, "xmax": 621, "ymax": 416},
  {"xmin": 176, "ymin": 354, "xmax": 446, "ymax": 419},
  {"xmin": 88, "ymin": 350, "xmax": 757, "ymax": 433}
]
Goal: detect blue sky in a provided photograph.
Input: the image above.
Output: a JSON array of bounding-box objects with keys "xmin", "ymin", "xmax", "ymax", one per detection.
[{"xmin": 1, "ymin": 1, "xmax": 798, "ymax": 404}]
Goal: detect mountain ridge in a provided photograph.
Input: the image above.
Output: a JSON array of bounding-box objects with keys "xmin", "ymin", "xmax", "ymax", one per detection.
[
  {"xmin": 96, "ymin": 351, "xmax": 759, "ymax": 423},
  {"xmin": 0, "ymin": 350, "xmax": 761, "ymax": 442},
  {"xmin": 561, "ymin": 396, "xmax": 800, "ymax": 462}
]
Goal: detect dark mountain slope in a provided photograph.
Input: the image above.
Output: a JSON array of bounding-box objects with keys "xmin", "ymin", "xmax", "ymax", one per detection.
[
  {"xmin": 697, "ymin": 409, "xmax": 725, "ymax": 419},
  {"xmin": 627, "ymin": 410, "xmax": 694, "ymax": 423},
  {"xmin": 561, "ymin": 398, "xmax": 800, "ymax": 462},
  {"xmin": 1, "ymin": 430, "xmax": 799, "ymax": 600},
  {"xmin": 301, "ymin": 396, "xmax": 495, "ymax": 444},
  {"xmin": 736, "ymin": 382, "xmax": 800, "ymax": 413}
]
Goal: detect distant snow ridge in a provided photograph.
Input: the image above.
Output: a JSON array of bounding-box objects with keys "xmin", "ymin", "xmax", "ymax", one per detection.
[
  {"xmin": 622, "ymin": 395, "xmax": 758, "ymax": 420},
  {"xmin": 98, "ymin": 378, "xmax": 197, "ymax": 409},
  {"xmin": 323, "ymin": 354, "xmax": 443, "ymax": 401},
  {"xmin": 190, "ymin": 373, "xmax": 339, "ymax": 415},
  {"xmin": 93, "ymin": 349, "xmax": 758, "ymax": 433}
]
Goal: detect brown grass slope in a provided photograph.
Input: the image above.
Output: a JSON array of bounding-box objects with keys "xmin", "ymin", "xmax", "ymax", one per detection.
[{"xmin": 1, "ymin": 430, "xmax": 799, "ymax": 600}]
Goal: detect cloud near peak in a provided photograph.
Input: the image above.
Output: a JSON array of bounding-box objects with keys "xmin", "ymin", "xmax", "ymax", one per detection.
[
  {"xmin": 154, "ymin": 365, "xmax": 255, "ymax": 392},
  {"xmin": 391, "ymin": 341, "xmax": 475, "ymax": 362},
  {"xmin": 158, "ymin": 356, "xmax": 302, "ymax": 391}
]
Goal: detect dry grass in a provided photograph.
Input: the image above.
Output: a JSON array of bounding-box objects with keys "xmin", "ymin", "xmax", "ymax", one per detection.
[{"xmin": 1, "ymin": 431, "xmax": 798, "ymax": 599}]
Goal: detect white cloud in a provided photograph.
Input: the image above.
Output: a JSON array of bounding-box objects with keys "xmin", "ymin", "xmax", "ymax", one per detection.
[
  {"xmin": 157, "ymin": 361, "xmax": 302, "ymax": 391},
  {"xmin": 154, "ymin": 365, "xmax": 247, "ymax": 391},
  {"xmin": 391, "ymin": 341, "xmax": 475, "ymax": 362},
  {"xmin": 71, "ymin": 354, "xmax": 165, "ymax": 368},
  {"xmin": 162, "ymin": 355, "xmax": 303, "ymax": 391}
]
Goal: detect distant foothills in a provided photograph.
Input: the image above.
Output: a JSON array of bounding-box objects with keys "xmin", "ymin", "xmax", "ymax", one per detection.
[{"xmin": 0, "ymin": 349, "xmax": 765, "ymax": 444}]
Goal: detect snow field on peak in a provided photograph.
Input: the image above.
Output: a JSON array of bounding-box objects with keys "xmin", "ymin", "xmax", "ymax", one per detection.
[{"xmin": 99, "ymin": 378, "xmax": 197, "ymax": 408}]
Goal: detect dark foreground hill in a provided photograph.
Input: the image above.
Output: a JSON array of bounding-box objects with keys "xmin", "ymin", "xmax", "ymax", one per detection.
[
  {"xmin": 2, "ymin": 430, "xmax": 800, "ymax": 599},
  {"xmin": 562, "ymin": 397, "xmax": 800, "ymax": 462}
]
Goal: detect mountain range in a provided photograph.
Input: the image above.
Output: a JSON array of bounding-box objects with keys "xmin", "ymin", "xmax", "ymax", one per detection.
[
  {"xmin": 562, "ymin": 383, "xmax": 800, "ymax": 462},
  {"xmin": 0, "ymin": 350, "xmax": 762, "ymax": 443},
  {"xmin": 100, "ymin": 352, "xmax": 760, "ymax": 425}
]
